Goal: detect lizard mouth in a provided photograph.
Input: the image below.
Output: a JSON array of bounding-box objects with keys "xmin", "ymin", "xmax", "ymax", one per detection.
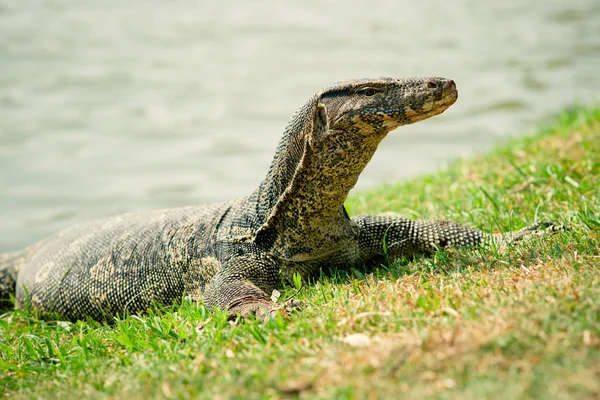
[
  {"xmin": 436, "ymin": 87, "xmax": 458, "ymax": 111},
  {"xmin": 404, "ymin": 80, "xmax": 458, "ymax": 123},
  {"xmin": 442, "ymin": 80, "xmax": 458, "ymax": 102}
]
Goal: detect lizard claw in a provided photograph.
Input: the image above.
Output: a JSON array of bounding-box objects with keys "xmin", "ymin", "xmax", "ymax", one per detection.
[
  {"xmin": 265, "ymin": 299, "xmax": 304, "ymax": 320},
  {"xmin": 284, "ymin": 299, "xmax": 304, "ymax": 313}
]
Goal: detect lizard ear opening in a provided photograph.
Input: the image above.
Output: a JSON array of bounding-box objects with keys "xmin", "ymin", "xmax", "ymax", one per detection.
[{"xmin": 316, "ymin": 103, "xmax": 329, "ymax": 131}]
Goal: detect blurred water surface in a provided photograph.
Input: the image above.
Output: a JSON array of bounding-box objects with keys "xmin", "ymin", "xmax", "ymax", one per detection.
[{"xmin": 0, "ymin": 0, "xmax": 599, "ymax": 251}]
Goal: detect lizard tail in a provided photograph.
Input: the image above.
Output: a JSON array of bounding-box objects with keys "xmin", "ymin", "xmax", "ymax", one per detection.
[{"xmin": 0, "ymin": 250, "xmax": 24, "ymax": 311}]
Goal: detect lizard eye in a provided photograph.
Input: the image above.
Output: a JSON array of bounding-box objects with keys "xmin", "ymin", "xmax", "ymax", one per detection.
[{"xmin": 361, "ymin": 88, "xmax": 377, "ymax": 96}]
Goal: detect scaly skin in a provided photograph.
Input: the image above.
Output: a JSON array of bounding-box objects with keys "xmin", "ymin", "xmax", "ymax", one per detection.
[{"xmin": 0, "ymin": 77, "xmax": 561, "ymax": 321}]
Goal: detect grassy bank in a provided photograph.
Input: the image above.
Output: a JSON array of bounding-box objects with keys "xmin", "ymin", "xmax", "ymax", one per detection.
[{"xmin": 1, "ymin": 106, "xmax": 599, "ymax": 399}]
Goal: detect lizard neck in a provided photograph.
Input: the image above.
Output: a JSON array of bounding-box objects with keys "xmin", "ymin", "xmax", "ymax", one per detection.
[
  {"xmin": 255, "ymin": 96, "xmax": 317, "ymax": 223},
  {"xmin": 254, "ymin": 96, "xmax": 386, "ymax": 254}
]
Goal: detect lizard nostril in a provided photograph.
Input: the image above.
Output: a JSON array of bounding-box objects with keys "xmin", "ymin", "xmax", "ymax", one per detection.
[{"xmin": 426, "ymin": 81, "xmax": 438, "ymax": 89}]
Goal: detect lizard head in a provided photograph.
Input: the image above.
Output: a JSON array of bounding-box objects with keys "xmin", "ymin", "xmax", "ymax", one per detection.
[
  {"xmin": 311, "ymin": 77, "xmax": 457, "ymax": 141},
  {"xmin": 257, "ymin": 77, "xmax": 458, "ymax": 230}
]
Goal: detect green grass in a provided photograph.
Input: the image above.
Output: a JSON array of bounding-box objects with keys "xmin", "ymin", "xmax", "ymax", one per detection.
[{"xmin": 2, "ymin": 105, "xmax": 599, "ymax": 399}]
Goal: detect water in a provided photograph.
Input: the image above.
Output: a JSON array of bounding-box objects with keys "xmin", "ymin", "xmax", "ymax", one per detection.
[{"xmin": 0, "ymin": 0, "xmax": 599, "ymax": 252}]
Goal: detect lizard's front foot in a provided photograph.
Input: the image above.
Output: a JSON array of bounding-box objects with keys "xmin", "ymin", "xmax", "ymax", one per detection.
[
  {"xmin": 491, "ymin": 221, "xmax": 566, "ymax": 250},
  {"xmin": 283, "ymin": 299, "xmax": 304, "ymax": 314},
  {"xmin": 520, "ymin": 221, "xmax": 567, "ymax": 233},
  {"xmin": 227, "ymin": 298, "xmax": 303, "ymax": 321},
  {"xmin": 227, "ymin": 298, "xmax": 277, "ymax": 320},
  {"xmin": 513, "ymin": 221, "xmax": 567, "ymax": 241}
]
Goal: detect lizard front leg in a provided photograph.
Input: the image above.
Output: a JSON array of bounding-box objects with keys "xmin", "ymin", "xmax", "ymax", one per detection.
[
  {"xmin": 352, "ymin": 215, "xmax": 562, "ymax": 265},
  {"xmin": 202, "ymin": 252, "xmax": 282, "ymax": 319}
]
